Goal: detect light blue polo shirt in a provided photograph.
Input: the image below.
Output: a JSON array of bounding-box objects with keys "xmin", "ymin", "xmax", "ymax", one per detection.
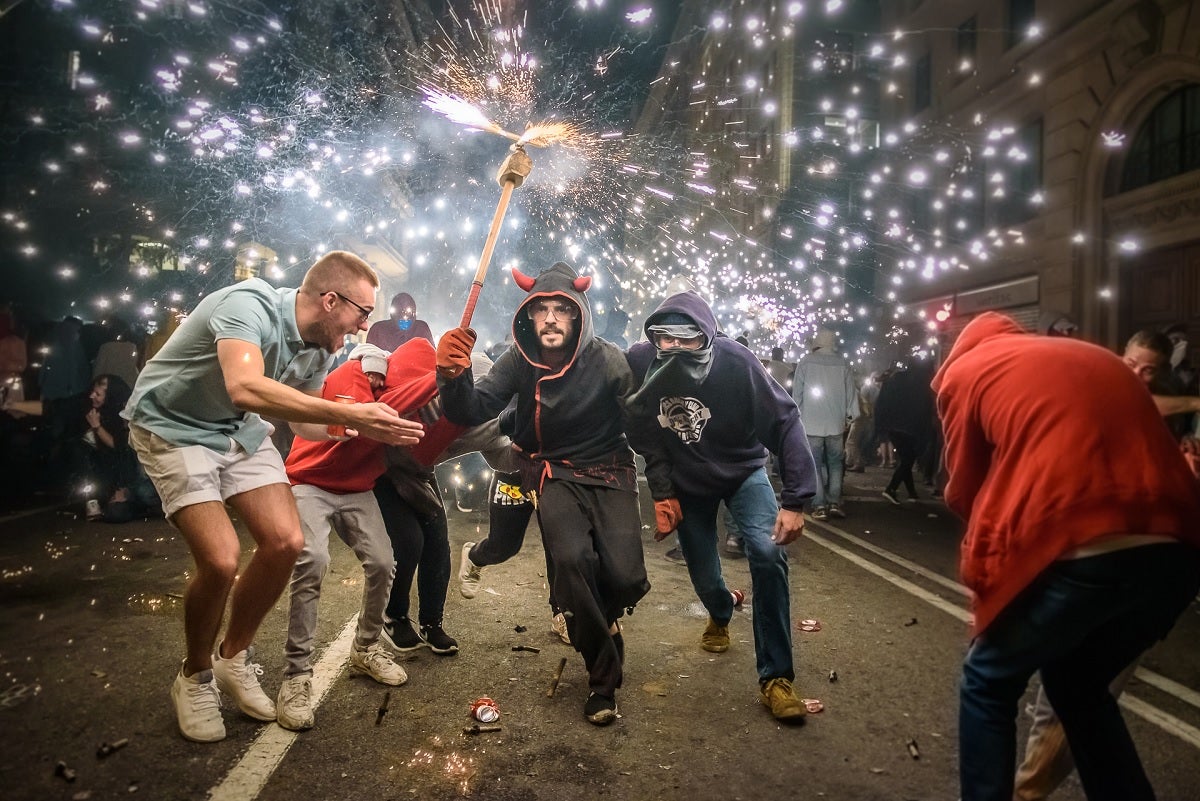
[{"xmin": 123, "ymin": 278, "xmax": 334, "ymax": 453}]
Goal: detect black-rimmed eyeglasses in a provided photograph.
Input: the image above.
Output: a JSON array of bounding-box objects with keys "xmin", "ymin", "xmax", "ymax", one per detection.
[{"xmin": 327, "ymin": 291, "xmax": 372, "ymax": 323}]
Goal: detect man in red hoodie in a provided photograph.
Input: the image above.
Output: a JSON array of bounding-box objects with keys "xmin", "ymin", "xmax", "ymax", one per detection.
[
  {"xmin": 933, "ymin": 311, "xmax": 1200, "ymax": 801},
  {"xmin": 278, "ymin": 339, "xmax": 466, "ymax": 731}
]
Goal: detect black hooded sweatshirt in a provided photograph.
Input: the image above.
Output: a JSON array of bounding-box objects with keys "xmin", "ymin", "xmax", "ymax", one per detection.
[
  {"xmin": 437, "ymin": 262, "xmax": 637, "ymax": 492},
  {"xmin": 625, "ymin": 291, "xmax": 817, "ymax": 511}
]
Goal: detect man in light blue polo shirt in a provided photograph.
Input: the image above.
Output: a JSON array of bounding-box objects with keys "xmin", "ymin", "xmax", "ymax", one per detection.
[{"xmin": 124, "ymin": 250, "xmax": 424, "ymax": 743}]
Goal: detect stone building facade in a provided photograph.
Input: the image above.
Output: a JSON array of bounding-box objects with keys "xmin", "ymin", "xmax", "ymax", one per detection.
[{"xmin": 884, "ymin": 0, "xmax": 1200, "ymax": 353}]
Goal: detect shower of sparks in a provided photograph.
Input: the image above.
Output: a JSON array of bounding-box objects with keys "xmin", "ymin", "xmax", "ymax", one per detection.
[
  {"xmin": 3, "ymin": 0, "xmax": 1099, "ymax": 364},
  {"xmin": 420, "ymin": 88, "xmax": 515, "ymax": 139}
]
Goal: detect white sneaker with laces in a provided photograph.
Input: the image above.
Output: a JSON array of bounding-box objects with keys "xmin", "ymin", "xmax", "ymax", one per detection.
[
  {"xmin": 350, "ymin": 642, "xmax": 408, "ymax": 686},
  {"xmin": 551, "ymin": 612, "xmax": 571, "ymax": 645},
  {"xmin": 171, "ymin": 665, "xmax": 225, "ymax": 742},
  {"xmin": 212, "ymin": 646, "xmax": 276, "ymax": 721},
  {"xmin": 459, "ymin": 541, "xmax": 482, "ymax": 599},
  {"xmin": 276, "ymin": 674, "xmax": 314, "ymax": 731}
]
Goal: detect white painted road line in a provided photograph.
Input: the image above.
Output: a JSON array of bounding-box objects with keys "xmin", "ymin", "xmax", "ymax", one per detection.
[
  {"xmin": 805, "ymin": 529, "xmax": 972, "ymax": 624},
  {"xmin": 812, "ymin": 519, "xmax": 970, "ymax": 598},
  {"xmin": 805, "ymin": 521, "xmax": 1200, "ymax": 750},
  {"xmin": 1135, "ymin": 667, "xmax": 1200, "ymax": 712},
  {"xmin": 1119, "ymin": 695, "xmax": 1200, "ymax": 750},
  {"xmin": 208, "ymin": 614, "xmax": 360, "ymax": 801}
]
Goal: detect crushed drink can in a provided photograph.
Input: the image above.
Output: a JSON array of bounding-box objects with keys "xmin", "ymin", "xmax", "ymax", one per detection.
[
  {"xmin": 327, "ymin": 394, "xmax": 356, "ymax": 437},
  {"xmin": 470, "ymin": 696, "xmax": 500, "ymax": 723}
]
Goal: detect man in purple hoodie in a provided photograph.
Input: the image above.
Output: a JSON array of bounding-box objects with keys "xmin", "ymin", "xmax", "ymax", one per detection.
[
  {"xmin": 366, "ymin": 291, "xmax": 434, "ymax": 351},
  {"xmin": 626, "ymin": 290, "xmax": 818, "ymax": 722}
]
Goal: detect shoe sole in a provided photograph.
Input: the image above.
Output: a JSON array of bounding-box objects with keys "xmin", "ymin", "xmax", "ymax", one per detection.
[
  {"xmin": 277, "ymin": 713, "xmax": 314, "ymax": 731},
  {"xmin": 212, "ymin": 677, "xmax": 276, "ymax": 722},
  {"xmin": 349, "ymin": 663, "xmax": 407, "ymax": 686},
  {"xmin": 459, "ymin": 543, "xmax": 480, "ymax": 599},
  {"xmin": 768, "ymin": 707, "xmax": 808, "ymax": 723},
  {"xmin": 585, "ymin": 706, "xmax": 618, "ymax": 725},
  {"xmin": 381, "ymin": 628, "xmax": 424, "ymax": 653},
  {"xmin": 423, "ymin": 642, "xmax": 459, "ymax": 656},
  {"xmin": 881, "ymin": 492, "xmax": 901, "ymax": 506},
  {"xmin": 701, "ymin": 642, "xmax": 729, "ymax": 653}
]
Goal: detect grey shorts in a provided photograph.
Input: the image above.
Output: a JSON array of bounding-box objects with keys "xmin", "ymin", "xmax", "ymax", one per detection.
[{"xmin": 128, "ymin": 425, "xmax": 289, "ymax": 519}]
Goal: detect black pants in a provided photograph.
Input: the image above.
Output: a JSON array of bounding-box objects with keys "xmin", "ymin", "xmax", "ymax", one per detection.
[
  {"xmin": 537, "ymin": 480, "xmax": 649, "ymax": 697},
  {"xmin": 885, "ymin": 431, "xmax": 919, "ymax": 499},
  {"xmin": 373, "ymin": 478, "xmax": 451, "ymax": 627}
]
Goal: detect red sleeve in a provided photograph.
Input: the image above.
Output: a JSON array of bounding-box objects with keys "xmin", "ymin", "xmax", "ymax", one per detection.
[
  {"xmin": 321, "ymin": 360, "xmax": 374, "ymax": 403},
  {"xmin": 937, "ymin": 371, "xmax": 992, "ymax": 520}
]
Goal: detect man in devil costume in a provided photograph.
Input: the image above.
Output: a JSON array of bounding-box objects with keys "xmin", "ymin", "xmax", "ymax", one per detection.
[{"xmin": 435, "ymin": 262, "xmax": 649, "ymax": 726}]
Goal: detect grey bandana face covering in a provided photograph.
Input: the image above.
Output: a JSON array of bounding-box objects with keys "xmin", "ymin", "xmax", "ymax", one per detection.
[
  {"xmin": 647, "ymin": 323, "xmax": 704, "ymax": 347},
  {"xmin": 629, "ymin": 324, "xmax": 715, "ymax": 410}
]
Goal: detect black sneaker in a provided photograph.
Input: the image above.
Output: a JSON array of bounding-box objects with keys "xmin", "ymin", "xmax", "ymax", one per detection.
[
  {"xmin": 583, "ymin": 692, "xmax": 617, "ymax": 726},
  {"xmin": 382, "ymin": 618, "xmax": 423, "ymax": 652},
  {"xmin": 881, "ymin": 489, "xmax": 901, "ymax": 506},
  {"xmin": 664, "ymin": 547, "xmax": 687, "ymax": 566},
  {"xmin": 419, "ymin": 624, "xmax": 459, "ymax": 655}
]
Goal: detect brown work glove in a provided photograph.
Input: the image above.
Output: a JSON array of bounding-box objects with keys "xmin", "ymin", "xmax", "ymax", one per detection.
[
  {"xmin": 653, "ymin": 498, "xmax": 682, "ymax": 541},
  {"xmin": 436, "ymin": 326, "xmax": 477, "ymax": 379}
]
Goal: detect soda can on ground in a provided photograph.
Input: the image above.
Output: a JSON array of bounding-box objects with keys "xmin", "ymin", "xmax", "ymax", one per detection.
[{"xmin": 470, "ymin": 696, "xmax": 500, "ymax": 723}]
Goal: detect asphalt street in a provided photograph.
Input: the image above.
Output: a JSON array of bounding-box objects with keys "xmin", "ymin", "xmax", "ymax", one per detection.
[{"xmin": 1, "ymin": 465, "xmax": 1197, "ymax": 801}]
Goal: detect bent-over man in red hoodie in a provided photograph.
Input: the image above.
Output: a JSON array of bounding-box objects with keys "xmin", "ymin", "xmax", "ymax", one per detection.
[
  {"xmin": 277, "ymin": 339, "xmax": 466, "ymax": 731},
  {"xmin": 933, "ymin": 311, "xmax": 1200, "ymax": 801}
]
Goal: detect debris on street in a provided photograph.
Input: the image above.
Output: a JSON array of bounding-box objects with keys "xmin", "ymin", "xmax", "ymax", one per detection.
[
  {"xmin": 96, "ymin": 738, "xmax": 129, "ymax": 759},
  {"xmin": 547, "ymin": 657, "xmax": 567, "ymax": 697}
]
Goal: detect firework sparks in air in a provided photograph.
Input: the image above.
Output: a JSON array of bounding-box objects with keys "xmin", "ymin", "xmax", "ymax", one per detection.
[{"xmin": 3, "ymin": 0, "xmax": 1079, "ymax": 363}]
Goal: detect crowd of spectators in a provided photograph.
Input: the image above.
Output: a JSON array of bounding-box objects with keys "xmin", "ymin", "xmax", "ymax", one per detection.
[{"xmin": 0, "ymin": 305, "xmax": 161, "ymax": 519}]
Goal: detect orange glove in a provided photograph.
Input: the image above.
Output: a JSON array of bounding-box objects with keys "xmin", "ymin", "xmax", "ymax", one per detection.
[
  {"xmin": 654, "ymin": 498, "xmax": 682, "ymax": 541},
  {"xmin": 436, "ymin": 327, "xmax": 477, "ymax": 379}
]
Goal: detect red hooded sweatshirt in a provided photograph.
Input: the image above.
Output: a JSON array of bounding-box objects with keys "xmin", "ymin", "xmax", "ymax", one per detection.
[
  {"xmin": 285, "ymin": 339, "xmax": 465, "ymax": 493},
  {"xmin": 932, "ymin": 312, "xmax": 1200, "ymax": 634}
]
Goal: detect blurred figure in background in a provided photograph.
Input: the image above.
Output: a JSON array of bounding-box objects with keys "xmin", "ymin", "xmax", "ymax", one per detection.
[
  {"xmin": 367, "ymin": 291, "xmax": 433, "ymax": 351},
  {"xmin": 791, "ymin": 329, "xmax": 857, "ymax": 520}
]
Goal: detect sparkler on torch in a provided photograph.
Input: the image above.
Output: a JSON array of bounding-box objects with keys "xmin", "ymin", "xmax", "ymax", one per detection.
[
  {"xmin": 422, "ymin": 89, "xmax": 582, "ymax": 326},
  {"xmin": 459, "ymin": 143, "xmax": 533, "ymax": 327}
]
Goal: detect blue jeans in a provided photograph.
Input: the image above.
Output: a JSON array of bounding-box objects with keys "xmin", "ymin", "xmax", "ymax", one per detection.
[
  {"xmin": 959, "ymin": 542, "xmax": 1200, "ymax": 801},
  {"xmin": 676, "ymin": 468, "xmax": 794, "ymax": 682},
  {"xmin": 806, "ymin": 434, "xmax": 844, "ymax": 507}
]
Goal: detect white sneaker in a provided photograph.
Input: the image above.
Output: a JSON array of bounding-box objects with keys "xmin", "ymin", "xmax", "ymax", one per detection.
[
  {"xmin": 171, "ymin": 665, "xmax": 225, "ymax": 742},
  {"xmin": 212, "ymin": 646, "xmax": 276, "ymax": 721},
  {"xmin": 459, "ymin": 541, "xmax": 482, "ymax": 599},
  {"xmin": 551, "ymin": 612, "xmax": 571, "ymax": 646},
  {"xmin": 276, "ymin": 674, "xmax": 314, "ymax": 731},
  {"xmin": 350, "ymin": 642, "xmax": 408, "ymax": 686}
]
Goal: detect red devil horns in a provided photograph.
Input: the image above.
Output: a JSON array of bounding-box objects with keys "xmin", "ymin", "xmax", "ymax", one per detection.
[
  {"xmin": 511, "ymin": 268, "xmax": 536, "ymax": 292},
  {"xmin": 510, "ymin": 267, "xmax": 592, "ymax": 294}
]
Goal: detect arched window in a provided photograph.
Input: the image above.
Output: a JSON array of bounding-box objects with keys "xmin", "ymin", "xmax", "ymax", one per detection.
[{"xmin": 1120, "ymin": 85, "xmax": 1200, "ymax": 192}]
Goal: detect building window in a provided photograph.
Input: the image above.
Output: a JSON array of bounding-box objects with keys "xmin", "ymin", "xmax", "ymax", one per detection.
[
  {"xmin": 1007, "ymin": 0, "xmax": 1036, "ymax": 50},
  {"xmin": 957, "ymin": 17, "xmax": 977, "ymax": 73},
  {"xmin": 990, "ymin": 118, "xmax": 1043, "ymax": 226},
  {"xmin": 913, "ymin": 52, "xmax": 931, "ymax": 113},
  {"xmin": 1120, "ymin": 85, "xmax": 1200, "ymax": 192}
]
